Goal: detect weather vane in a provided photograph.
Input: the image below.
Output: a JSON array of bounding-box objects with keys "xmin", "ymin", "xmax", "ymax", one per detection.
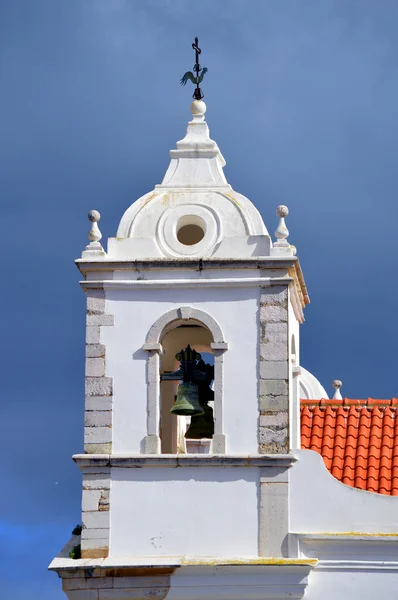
[{"xmin": 180, "ymin": 37, "xmax": 208, "ymax": 100}]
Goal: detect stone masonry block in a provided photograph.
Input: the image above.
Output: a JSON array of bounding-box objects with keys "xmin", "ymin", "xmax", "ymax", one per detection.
[
  {"xmin": 261, "ymin": 322, "xmax": 288, "ymax": 343},
  {"xmin": 112, "ymin": 577, "xmax": 170, "ymax": 589},
  {"xmin": 86, "ymin": 358, "xmax": 105, "ymax": 378},
  {"xmin": 259, "ymin": 426, "xmax": 288, "ymax": 445},
  {"xmin": 260, "ymin": 395, "xmax": 288, "ymax": 412},
  {"xmin": 260, "ymin": 379, "xmax": 288, "ymax": 396},
  {"xmin": 86, "ymin": 295, "xmax": 105, "ymax": 315},
  {"xmin": 85, "ymin": 396, "xmax": 112, "ymax": 411},
  {"xmin": 64, "ymin": 590, "xmax": 98, "ymax": 600},
  {"xmin": 260, "ymin": 360, "xmax": 288, "ymax": 380},
  {"xmin": 86, "ymin": 344, "xmax": 106, "ymax": 358},
  {"xmin": 260, "ymin": 305, "xmax": 288, "ymax": 323},
  {"xmin": 82, "ymin": 490, "xmax": 102, "ymax": 512},
  {"xmin": 260, "ymin": 442, "xmax": 288, "ymax": 454},
  {"xmin": 84, "ymin": 426, "xmax": 112, "ymax": 444},
  {"xmin": 260, "ymin": 341, "xmax": 288, "ymax": 361},
  {"xmin": 86, "ymin": 314, "xmax": 114, "ymax": 327},
  {"xmin": 260, "ymin": 412, "xmax": 289, "ymax": 428},
  {"xmin": 85, "ymin": 377, "xmax": 112, "ymax": 397},
  {"xmin": 86, "ymin": 326, "xmax": 100, "ymax": 344},
  {"xmin": 260, "ymin": 286, "xmax": 288, "ymax": 306},
  {"xmin": 81, "ymin": 547, "xmax": 109, "ymax": 559},
  {"xmin": 84, "ymin": 443, "xmax": 112, "ymax": 454},
  {"xmin": 85, "ymin": 411, "xmax": 112, "ymax": 427},
  {"xmin": 63, "ymin": 578, "xmax": 113, "ymax": 591},
  {"xmin": 82, "ymin": 474, "xmax": 110, "ymax": 490},
  {"xmin": 81, "ymin": 528, "xmax": 109, "ymax": 541},
  {"xmin": 82, "ymin": 511, "xmax": 109, "ymax": 529}
]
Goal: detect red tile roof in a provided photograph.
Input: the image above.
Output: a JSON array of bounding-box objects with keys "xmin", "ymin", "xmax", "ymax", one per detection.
[{"xmin": 300, "ymin": 399, "xmax": 398, "ymax": 496}]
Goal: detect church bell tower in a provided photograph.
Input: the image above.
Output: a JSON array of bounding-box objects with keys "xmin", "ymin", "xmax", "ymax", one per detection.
[{"xmin": 50, "ymin": 41, "xmax": 315, "ymax": 600}]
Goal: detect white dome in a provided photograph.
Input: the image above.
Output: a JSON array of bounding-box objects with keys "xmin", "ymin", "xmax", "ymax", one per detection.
[
  {"xmin": 109, "ymin": 102, "xmax": 270, "ymax": 260},
  {"xmin": 299, "ymin": 366, "xmax": 329, "ymax": 400}
]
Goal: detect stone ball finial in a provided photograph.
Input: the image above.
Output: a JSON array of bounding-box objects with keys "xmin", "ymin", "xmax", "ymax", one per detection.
[
  {"xmin": 88, "ymin": 210, "xmax": 102, "ymax": 243},
  {"xmin": 332, "ymin": 379, "xmax": 343, "ymax": 400},
  {"xmin": 274, "ymin": 204, "xmax": 290, "ymax": 246},
  {"xmin": 88, "ymin": 209, "xmax": 101, "ymax": 223},
  {"xmin": 190, "ymin": 99, "xmax": 206, "ymax": 117},
  {"xmin": 276, "ymin": 205, "xmax": 289, "ymax": 218}
]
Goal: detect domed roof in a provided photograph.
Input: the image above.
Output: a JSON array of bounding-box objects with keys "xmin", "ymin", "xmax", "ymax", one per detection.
[
  {"xmin": 299, "ymin": 367, "xmax": 329, "ymax": 400},
  {"xmin": 108, "ymin": 101, "xmax": 270, "ymax": 260}
]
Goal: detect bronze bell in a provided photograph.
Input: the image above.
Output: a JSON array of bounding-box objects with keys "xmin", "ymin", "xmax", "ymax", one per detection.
[
  {"xmin": 170, "ymin": 382, "xmax": 204, "ymax": 416},
  {"xmin": 185, "ymin": 404, "xmax": 214, "ymax": 439}
]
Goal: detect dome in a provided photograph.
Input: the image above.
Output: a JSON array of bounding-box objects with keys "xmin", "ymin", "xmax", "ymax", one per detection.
[
  {"xmin": 108, "ymin": 101, "xmax": 271, "ymax": 260},
  {"xmin": 299, "ymin": 367, "xmax": 329, "ymax": 400}
]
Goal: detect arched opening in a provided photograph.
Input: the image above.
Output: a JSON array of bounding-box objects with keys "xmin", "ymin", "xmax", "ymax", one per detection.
[
  {"xmin": 143, "ymin": 307, "xmax": 227, "ymax": 455},
  {"xmin": 176, "ymin": 215, "xmax": 206, "ymax": 246},
  {"xmin": 160, "ymin": 321, "xmax": 214, "ymax": 454}
]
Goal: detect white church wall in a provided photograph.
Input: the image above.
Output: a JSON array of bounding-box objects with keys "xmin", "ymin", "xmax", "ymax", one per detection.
[
  {"xmin": 110, "ymin": 466, "xmax": 259, "ymax": 557},
  {"xmin": 290, "ymin": 450, "xmax": 398, "ymax": 533},
  {"xmin": 303, "ymin": 570, "xmax": 398, "ymax": 600},
  {"xmin": 102, "ymin": 286, "xmax": 260, "ymax": 454}
]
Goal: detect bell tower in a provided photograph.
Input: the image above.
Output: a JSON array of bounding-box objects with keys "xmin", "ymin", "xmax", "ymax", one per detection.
[{"xmin": 50, "ymin": 70, "xmax": 314, "ymax": 598}]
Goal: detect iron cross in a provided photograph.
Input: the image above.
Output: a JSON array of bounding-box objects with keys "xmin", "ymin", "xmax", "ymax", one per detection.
[
  {"xmin": 192, "ymin": 37, "xmax": 203, "ymax": 100},
  {"xmin": 180, "ymin": 37, "xmax": 207, "ymax": 99}
]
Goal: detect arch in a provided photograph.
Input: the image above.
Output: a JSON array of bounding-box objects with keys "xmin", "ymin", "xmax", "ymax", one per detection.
[
  {"xmin": 142, "ymin": 306, "xmax": 228, "ymax": 455},
  {"xmin": 145, "ymin": 306, "xmax": 225, "ymax": 345}
]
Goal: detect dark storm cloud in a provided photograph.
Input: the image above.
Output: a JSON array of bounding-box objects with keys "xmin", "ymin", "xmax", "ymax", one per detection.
[{"xmin": 1, "ymin": 1, "xmax": 398, "ymax": 597}]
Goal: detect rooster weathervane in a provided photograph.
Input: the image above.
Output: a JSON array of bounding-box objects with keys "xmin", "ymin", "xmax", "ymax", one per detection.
[{"xmin": 180, "ymin": 37, "xmax": 207, "ymax": 100}]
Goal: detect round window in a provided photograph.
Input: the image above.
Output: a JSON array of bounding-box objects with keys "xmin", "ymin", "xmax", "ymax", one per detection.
[{"xmin": 176, "ymin": 215, "xmax": 206, "ymax": 246}]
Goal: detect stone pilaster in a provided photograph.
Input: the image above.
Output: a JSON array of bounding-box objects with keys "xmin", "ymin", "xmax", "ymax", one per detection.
[
  {"xmin": 259, "ymin": 286, "xmax": 289, "ymax": 454},
  {"xmin": 84, "ymin": 290, "xmax": 114, "ymax": 454},
  {"xmin": 81, "ymin": 467, "xmax": 110, "ymax": 559}
]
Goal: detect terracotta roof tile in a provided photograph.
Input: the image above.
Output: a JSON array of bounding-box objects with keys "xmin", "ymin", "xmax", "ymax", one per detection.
[{"xmin": 300, "ymin": 399, "xmax": 398, "ymax": 496}]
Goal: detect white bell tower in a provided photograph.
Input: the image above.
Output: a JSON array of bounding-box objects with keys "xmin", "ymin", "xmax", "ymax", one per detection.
[{"xmin": 50, "ymin": 98, "xmax": 314, "ymax": 600}]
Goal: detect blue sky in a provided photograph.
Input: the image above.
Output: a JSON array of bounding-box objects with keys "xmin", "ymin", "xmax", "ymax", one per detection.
[{"xmin": 1, "ymin": 1, "xmax": 398, "ymax": 597}]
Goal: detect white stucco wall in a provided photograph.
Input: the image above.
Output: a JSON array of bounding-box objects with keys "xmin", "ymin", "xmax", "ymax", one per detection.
[
  {"xmin": 290, "ymin": 450, "xmax": 398, "ymax": 533},
  {"xmin": 303, "ymin": 571, "xmax": 398, "ymax": 600},
  {"xmin": 110, "ymin": 466, "xmax": 259, "ymax": 557},
  {"xmin": 102, "ymin": 286, "xmax": 259, "ymax": 454}
]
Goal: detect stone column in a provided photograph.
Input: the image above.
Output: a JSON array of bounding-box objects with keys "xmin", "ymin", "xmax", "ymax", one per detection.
[
  {"xmin": 142, "ymin": 343, "xmax": 162, "ymax": 453},
  {"xmin": 259, "ymin": 285, "xmax": 289, "ymax": 454}
]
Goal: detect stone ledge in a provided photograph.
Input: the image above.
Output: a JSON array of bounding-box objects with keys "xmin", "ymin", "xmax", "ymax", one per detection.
[
  {"xmin": 49, "ymin": 554, "xmax": 317, "ymax": 572},
  {"xmin": 76, "ymin": 257, "xmax": 299, "ymax": 274},
  {"xmin": 73, "ymin": 454, "xmax": 297, "ymax": 469}
]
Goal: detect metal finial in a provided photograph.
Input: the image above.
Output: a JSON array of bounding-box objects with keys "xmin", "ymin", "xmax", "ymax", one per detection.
[{"xmin": 180, "ymin": 37, "xmax": 207, "ymax": 100}]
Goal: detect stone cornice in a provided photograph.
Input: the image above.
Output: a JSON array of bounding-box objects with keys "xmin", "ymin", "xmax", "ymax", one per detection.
[
  {"xmin": 80, "ymin": 276, "xmax": 294, "ymax": 291},
  {"xmin": 75, "ymin": 256, "xmax": 309, "ymax": 307},
  {"xmin": 76, "ymin": 256, "xmax": 298, "ymax": 275},
  {"xmin": 73, "ymin": 453, "xmax": 297, "ymax": 470}
]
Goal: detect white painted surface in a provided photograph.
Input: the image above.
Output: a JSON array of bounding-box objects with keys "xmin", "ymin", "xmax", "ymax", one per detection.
[
  {"xmin": 303, "ymin": 570, "xmax": 398, "ymax": 600},
  {"xmin": 112, "ymin": 102, "xmax": 271, "ymax": 259},
  {"xmin": 103, "ymin": 287, "xmax": 259, "ymax": 454},
  {"xmin": 290, "ymin": 450, "xmax": 398, "ymax": 533},
  {"xmin": 298, "ymin": 367, "xmax": 328, "ymax": 400},
  {"xmin": 110, "ymin": 467, "xmax": 259, "ymax": 557}
]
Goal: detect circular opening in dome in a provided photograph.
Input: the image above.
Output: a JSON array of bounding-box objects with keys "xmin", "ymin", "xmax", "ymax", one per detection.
[{"xmin": 176, "ymin": 215, "xmax": 206, "ymax": 246}]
